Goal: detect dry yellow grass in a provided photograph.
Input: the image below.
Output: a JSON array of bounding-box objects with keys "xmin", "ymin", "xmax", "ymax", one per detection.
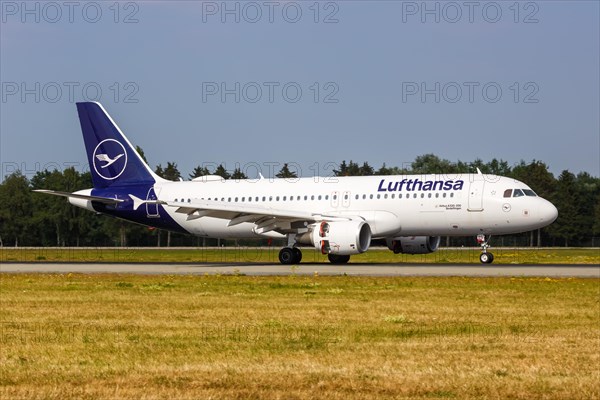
[{"xmin": 1, "ymin": 274, "xmax": 598, "ymax": 399}]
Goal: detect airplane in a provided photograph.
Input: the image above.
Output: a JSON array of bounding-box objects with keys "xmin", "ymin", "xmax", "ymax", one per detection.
[{"xmin": 35, "ymin": 102, "xmax": 559, "ymax": 265}]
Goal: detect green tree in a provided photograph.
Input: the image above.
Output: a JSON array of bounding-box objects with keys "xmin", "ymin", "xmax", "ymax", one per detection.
[
  {"xmin": 189, "ymin": 165, "xmax": 210, "ymax": 179},
  {"xmin": 411, "ymin": 154, "xmax": 455, "ymax": 174},
  {"xmin": 359, "ymin": 162, "xmax": 374, "ymax": 176},
  {"xmin": 136, "ymin": 146, "xmax": 148, "ymax": 164},
  {"xmin": 213, "ymin": 164, "xmax": 231, "ymax": 179},
  {"xmin": 276, "ymin": 163, "xmax": 298, "ymax": 179},
  {"xmin": 334, "ymin": 160, "xmax": 349, "ymax": 176},
  {"xmin": 510, "ymin": 161, "xmax": 555, "ymax": 199},
  {"xmin": 231, "ymin": 167, "xmax": 248, "ymax": 180},
  {"xmin": 550, "ymin": 170, "xmax": 580, "ymax": 246},
  {"xmin": 156, "ymin": 162, "xmax": 181, "ymax": 181},
  {"xmin": 593, "ymin": 197, "xmax": 600, "ymax": 236},
  {"xmin": 376, "ymin": 163, "xmax": 393, "ymax": 175},
  {"xmin": 0, "ymin": 171, "xmax": 32, "ymax": 246}
]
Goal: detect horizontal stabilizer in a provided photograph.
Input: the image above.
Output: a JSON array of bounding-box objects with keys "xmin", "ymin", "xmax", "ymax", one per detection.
[
  {"xmin": 129, "ymin": 194, "xmax": 166, "ymax": 211},
  {"xmin": 33, "ymin": 189, "xmax": 124, "ymax": 205}
]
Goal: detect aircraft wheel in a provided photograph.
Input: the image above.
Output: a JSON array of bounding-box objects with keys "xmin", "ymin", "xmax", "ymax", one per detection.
[
  {"xmin": 293, "ymin": 247, "xmax": 303, "ymax": 264},
  {"xmin": 279, "ymin": 247, "xmax": 295, "ymax": 265},
  {"xmin": 328, "ymin": 254, "xmax": 350, "ymax": 265},
  {"xmin": 479, "ymin": 252, "xmax": 494, "ymax": 264}
]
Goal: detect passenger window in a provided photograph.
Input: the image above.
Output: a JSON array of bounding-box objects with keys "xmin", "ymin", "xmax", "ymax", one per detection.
[
  {"xmin": 384, "ymin": 194, "xmax": 388, "ymax": 199},
  {"xmin": 269, "ymin": 196, "xmax": 273, "ymax": 201},
  {"xmin": 391, "ymin": 194, "xmax": 395, "ymax": 199},
  {"xmin": 413, "ymin": 193, "xmax": 417, "ymax": 198},
  {"xmin": 311, "ymin": 195, "xmax": 315, "ymax": 200},
  {"xmin": 513, "ymin": 189, "xmax": 525, "ymax": 197},
  {"xmin": 399, "ymin": 194, "xmax": 403, "ymax": 199},
  {"xmin": 420, "ymin": 193, "xmax": 424, "ymax": 198},
  {"xmin": 333, "ymin": 195, "xmax": 337, "ymax": 200},
  {"xmin": 370, "ymin": 194, "xmax": 373, "ymax": 199},
  {"xmin": 363, "ymin": 194, "xmax": 366, "ymax": 199},
  {"xmin": 443, "ymin": 193, "xmax": 446, "ymax": 198},
  {"xmin": 304, "ymin": 195, "xmax": 308, "ymax": 201},
  {"xmin": 355, "ymin": 194, "xmax": 359, "ymax": 200},
  {"xmin": 377, "ymin": 194, "xmax": 381, "ymax": 199},
  {"xmin": 435, "ymin": 193, "xmax": 439, "ymax": 198},
  {"xmin": 450, "ymin": 193, "xmax": 454, "ymax": 198},
  {"xmin": 241, "ymin": 197, "xmax": 245, "ymax": 202},
  {"xmin": 235, "ymin": 197, "xmax": 239, "ymax": 202},
  {"xmin": 283, "ymin": 196, "xmax": 286, "ymax": 201},
  {"xmin": 228, "ymin": 197, "xmax": 231, "ymax": 202},
  {"xmin": 276, "ymin": 196, "xmax": 280, "ymax": 201},
  {"xmin": 325, "ymin": 195, "xmax": 329, "ymax": 200},
  {"xmin": 262, "ymin": 196, "xmax": 266, "ymax": 202},
  {"xmin": 503, "ymin": 189, "xmax": 512, "ymax": 198}
]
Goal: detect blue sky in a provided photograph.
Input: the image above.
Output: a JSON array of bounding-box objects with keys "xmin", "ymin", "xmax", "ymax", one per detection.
[{"xmin": 1, "ymin": 0, "xmax": 598, "ymax": 181}]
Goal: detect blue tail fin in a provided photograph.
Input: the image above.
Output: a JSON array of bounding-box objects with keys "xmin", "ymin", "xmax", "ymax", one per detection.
[{"xmin": 77, "ymin": 102, "xmax": 161, "ymax": 188}]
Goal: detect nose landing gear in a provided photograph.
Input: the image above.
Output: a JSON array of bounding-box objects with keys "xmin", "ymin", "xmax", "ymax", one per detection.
[{"xmin": 477, "ymin": 234, "xmax": 494, "ymax": 264}]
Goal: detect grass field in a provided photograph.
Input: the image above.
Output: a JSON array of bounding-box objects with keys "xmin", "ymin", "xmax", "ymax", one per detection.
[
  {"xmin": 1, "ymin": 247, "xmax": 598, "ymax": 264},
  {"xmin": 1, "ymin": 274, "xmax": 598, "ymax": 399}
]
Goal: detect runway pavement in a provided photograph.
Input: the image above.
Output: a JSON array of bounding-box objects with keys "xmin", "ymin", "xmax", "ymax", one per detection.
[{"xmin": 1, "ymin": 263, "xmax": 598, "ymax": 277}]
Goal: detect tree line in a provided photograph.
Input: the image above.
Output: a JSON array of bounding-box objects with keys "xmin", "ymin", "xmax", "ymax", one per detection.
[{"xmin": 0, "ymin": 153, "xmax": 598, "ymax": 247}]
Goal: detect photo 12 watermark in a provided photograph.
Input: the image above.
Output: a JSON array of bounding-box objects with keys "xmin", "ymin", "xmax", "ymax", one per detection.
[
  {"xmin": 2, "ymin": 161, "xmax": 88, "ymax": 180},
  {"xmin": 201, "ymin": 1, "xmax": 339, "ymax": 24},
  {"xmin": 401, "ymin": 81, "xmax": 540, "ymax": 104},
  {"xmin": 400, "ymin": 1, "xmax": 539, "ymax": 24},
  {"xmin": 201, "ymin": 81, "xmax": 340, "ymax": 104},
  {"xmin": 1, "ymin": 81, "xmax": 140, "ymax": 104},
  {"xmin": 1, "ymin": 1, "xmax": 140, "ymax": 24}
]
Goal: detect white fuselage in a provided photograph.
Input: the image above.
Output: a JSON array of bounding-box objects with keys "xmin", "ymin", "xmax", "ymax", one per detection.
[{"xmin": 149, "ymin": 174, "xmax": 557, "ymax": 240}]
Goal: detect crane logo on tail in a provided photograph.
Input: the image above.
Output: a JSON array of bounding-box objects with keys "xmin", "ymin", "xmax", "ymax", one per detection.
[{"xmin": 92, "ymin": 139, "xmax": 128, "ymax": 180}]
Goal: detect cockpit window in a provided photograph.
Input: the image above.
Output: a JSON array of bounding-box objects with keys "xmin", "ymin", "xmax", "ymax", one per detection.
[
  {"xmin": 503, "ymin": 189, "xmax": 512, "ymax": 198},
  {"xmin": 523, "ymin": 189, "xmax": 537, "ymax": 197},
  {"xmin": 513, "ymin": 189, "xmax": 525, "ymax": 197}
]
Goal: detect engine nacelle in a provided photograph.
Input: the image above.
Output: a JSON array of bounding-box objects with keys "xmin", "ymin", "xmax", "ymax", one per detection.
[
  {"xmin": 297, "ymin": 221, "xmax": 372, "ymax": 255},
  {"xmin": 386, "ymin": 236, "xmax": 441, "ymax": 254}
]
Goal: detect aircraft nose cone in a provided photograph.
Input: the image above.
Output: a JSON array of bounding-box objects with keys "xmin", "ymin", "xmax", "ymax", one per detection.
[{"xmin": 539, "ymin": 200, "xmax": 558, "ymax": 223}]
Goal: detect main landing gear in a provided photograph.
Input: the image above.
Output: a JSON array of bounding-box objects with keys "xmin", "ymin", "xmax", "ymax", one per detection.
[
  {"xmin": 477, "ymin": 234, "xmax": 494, "ymax": 264},
  {"xmin": 278, "ymin": 247, "xmax": 302, "ymax": 265},
  {"xmin": 278, "ymin": 247, "xmax": 351, "ymax": 265}
]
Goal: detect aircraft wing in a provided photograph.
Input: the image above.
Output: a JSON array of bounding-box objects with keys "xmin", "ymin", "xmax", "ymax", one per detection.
[
  {"xmin": 33, "ymin": 190, "xmax": 125, "ymax": 205},
  {"xmin": 163, "ymin": 199, "xmax": 352, "ymax": 233}
]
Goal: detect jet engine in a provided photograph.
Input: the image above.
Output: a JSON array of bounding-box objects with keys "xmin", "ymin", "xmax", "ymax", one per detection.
[
  {"xmin": 386, "ymin": 236, "xmax": 441, "ymax": 254},
  {"xmin": 297, "ymin": 221, "xmax": 372, "ymax": 255}
]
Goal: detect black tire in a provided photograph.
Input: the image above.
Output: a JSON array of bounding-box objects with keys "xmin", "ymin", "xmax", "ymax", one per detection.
[
  {"xmin": 328, "ymin": 254, "xmax": 350, "ymax": 265},
  {"xmin": 279, "ymin": 247, "xmax": 295, "ymax": 265},
  {"xmin": 293, "ymin": 247, "xmax": 302, "ymax": 264},
  {"xmin": 479, "ymin": 252, "xmax": 494, "ymax": 264}
]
